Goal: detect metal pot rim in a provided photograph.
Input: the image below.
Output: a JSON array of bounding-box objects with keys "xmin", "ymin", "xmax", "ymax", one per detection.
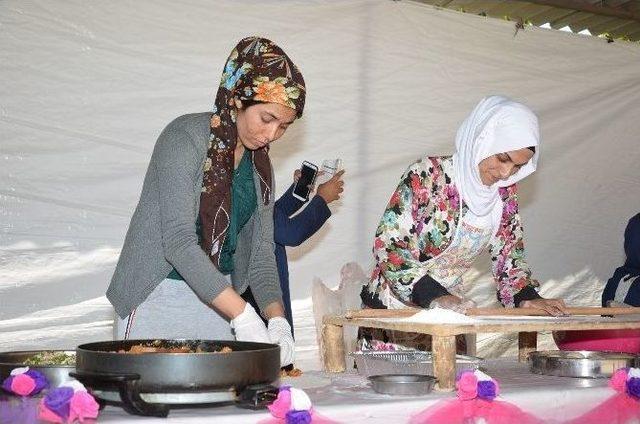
[
  {"xmin": 76, "ymin": 339, "xmax": 278, "ymax": 355},
  {"xmin": 368, "ymin": 374, "xmax": 437, "ymax": 383},
  {"xmin": 529, "ymin": 350, "xmax": 638, "ymax": 360}
]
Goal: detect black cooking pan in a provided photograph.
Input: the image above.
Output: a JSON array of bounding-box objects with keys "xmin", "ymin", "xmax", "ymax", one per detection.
[{"xmin": 72, "ymin": 339, "xmax": 281, "ymax": 417}]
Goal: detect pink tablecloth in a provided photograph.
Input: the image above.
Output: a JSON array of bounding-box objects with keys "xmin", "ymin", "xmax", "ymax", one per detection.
[{"xmin": 0, "ymin": 359, "xmax": 614, "ymax": 423}]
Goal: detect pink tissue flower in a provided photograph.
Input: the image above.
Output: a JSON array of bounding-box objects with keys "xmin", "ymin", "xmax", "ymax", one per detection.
[
  {"xmin": 610, "ymin": 369, "xmax": 628, "ymax": 392},
  {"xmin": 268, "ymin": 388, "xmax": 292, "ymax": 419},
  {"xmin": 68, "ymin": 391, "xmax": 100, "ymax": 422},
  {"xmin": 38, "ymin": 404, "xmax": 64, "ymax": 423},
  {"xmin": 456, "ymin": 372, "xmax": 478, "ymax": 400},
  {"xmin": 10, "ymin": 374, "xmax": 36, "ymax": 396}
]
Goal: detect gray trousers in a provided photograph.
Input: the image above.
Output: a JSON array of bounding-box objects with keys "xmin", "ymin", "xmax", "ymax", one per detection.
[{"xmin": 113, "ymin": 278, "xmax": 234, "ymax": 340}]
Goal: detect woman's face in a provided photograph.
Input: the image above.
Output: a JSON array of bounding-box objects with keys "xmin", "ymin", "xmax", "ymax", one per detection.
[
  {"xmin": 478, "ymin": 148, "xmax": 534, "ymax": 186},
  {"xmin": 236, "ymin": 102, "xmax": 297, "ymax": 150}
]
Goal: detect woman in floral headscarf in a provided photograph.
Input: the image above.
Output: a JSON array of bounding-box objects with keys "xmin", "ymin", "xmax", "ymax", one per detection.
[
  {"xmin": 361, "ymin": 96, "xmax": 567, "ymax": 320},
  {"xmin": 107, "ymin": 37, "xmax": 306, "ymax": 367}
]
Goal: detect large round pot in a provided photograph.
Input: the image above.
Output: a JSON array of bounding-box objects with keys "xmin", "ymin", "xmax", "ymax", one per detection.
[{"xmin": 75, "ymin": 339, "xmax": 280, "ymax": 393}]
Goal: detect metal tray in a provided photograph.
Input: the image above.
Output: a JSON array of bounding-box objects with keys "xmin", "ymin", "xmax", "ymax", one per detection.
[
  {"xmin": 351, "ymin": 350, "xmax": 481, "ymax": 378},
  {"xmin": 529, "ymin": 350, "xmax": 639, "ymax": 378},
  {"xmin": 0, "ymin": 350, "xmax": 76, "ymax": 388},
  {"xmin": 369, "ymin": 374, "xmax": 436, "ymax": 396}
]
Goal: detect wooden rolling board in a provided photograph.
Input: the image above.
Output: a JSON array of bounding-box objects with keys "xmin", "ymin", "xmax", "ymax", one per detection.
[
  {"xmin": 344, "ymin": 307, "xmax": 640, "ymax": 319},
  {"xmin": 321, "ymin": 313, "xmax": 640, "ymax": 390},
  {"xmin": 324, "ymin": 314, "xmax": 640, "ymax": 337}
]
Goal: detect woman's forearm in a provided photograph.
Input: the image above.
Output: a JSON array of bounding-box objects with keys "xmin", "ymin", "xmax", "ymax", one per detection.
[
  {"xmin": 262, "ymin": 301, "xmax": 286, "ymax": 320},
  {"xmin": 210, "ymin": 287, "xmax": 247, "ymax": 319},
  {"xmin": 210, "ymin": 288, "xmax": 285, "ymax": 320}
]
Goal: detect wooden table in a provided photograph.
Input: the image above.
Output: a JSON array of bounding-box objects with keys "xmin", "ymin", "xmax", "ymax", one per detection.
[{"xmin": 321, "ymin": 314, "xmax": 640, "ymax": 391}]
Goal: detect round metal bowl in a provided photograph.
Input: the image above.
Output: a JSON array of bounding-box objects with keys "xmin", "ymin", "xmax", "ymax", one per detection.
[
  {"xmin": 368, "ymin": 374, "xmax": 437, "ymax": 395},
  {"xmin": 529, "ymin": 350, "xmax": 639, "ymax": 378},
  {"xmin": 75, "ymin": 339, "xmax": 280, "ymax": 393},
  {"xmin": 0, "ymin": 350, "xmax": 76, "ymax": 388}
]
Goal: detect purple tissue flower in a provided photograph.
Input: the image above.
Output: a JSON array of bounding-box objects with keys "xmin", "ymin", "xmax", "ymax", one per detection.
[
  {"xmin": 24, "ymin": 370, "xmax": 48, "ymax": 394},
  {"xmin": 286, "ymin": 409, "xmax": 312, "ymax": 424},
  {"xmin": 477, "ymin": 381, "xmax": 497, "ymax": 401},
  {"xmin": 44, "ymin": 386, "xmax": 74, "ymax": 419},
  {"xmin": 1, "ymin": 376, "xmax": 14, "ymax": 394},
  {"xmin": 627, "ymin": 377, "xmax": 640, "ymax": 399}
]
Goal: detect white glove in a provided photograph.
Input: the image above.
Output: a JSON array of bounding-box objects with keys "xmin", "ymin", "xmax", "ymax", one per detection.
[
  {"xmin": 429, "ymin": 295, "xmax": 476, "ymax": 314},
  {"xmin": 267, "ymin": 317, "xmax": 295, "ymax": 367},
  {"xmin": 230, "ymin": 303, "xmax": 270, "ymax": 343}
]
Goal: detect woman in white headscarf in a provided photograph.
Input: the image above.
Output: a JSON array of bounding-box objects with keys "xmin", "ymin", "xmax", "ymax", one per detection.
[{"xmin": 361, "ymin": 96, "xmax": 567, "ymax": 317}]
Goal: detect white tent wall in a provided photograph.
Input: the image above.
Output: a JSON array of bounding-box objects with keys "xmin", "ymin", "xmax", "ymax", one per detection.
[{"xmin": 1, "ymin": 0, "xmax": 639, "ymax": 368}]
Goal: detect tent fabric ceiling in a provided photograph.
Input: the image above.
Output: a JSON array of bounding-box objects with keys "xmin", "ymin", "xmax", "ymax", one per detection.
[
  {"xmin": 412, "ymin": 0, "xmax": 640, "ymax": 41},
  {"xmin": 2, "ymin": 0, "xmax": 640, "ymax": 363}
]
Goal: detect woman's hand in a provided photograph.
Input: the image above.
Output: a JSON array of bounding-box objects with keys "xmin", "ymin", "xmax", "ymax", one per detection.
[
  {"xmin": 293, "ymin": 169, "xmax": 319, "ymax": 196},
  {"xmin": 519, "ymin": 298, "xmax": 569, "ymax": 316},
  {"xmin": 430, "ymin": 295, "xmax": 476, "ymax": 314},
  {"xmin": 230, "ymin": 303, "xmax": 271, "ymax": 343},
  {"xmin": 317, "ymin": 170, "xmax": 345, "ymax": 204},
  {"xmin": 267, "ymin": 317, "xmax": 295, "ymax": 367},
  {"xmin": 262, "ymin": 301, "xmax": 295, "ymax": 367}
]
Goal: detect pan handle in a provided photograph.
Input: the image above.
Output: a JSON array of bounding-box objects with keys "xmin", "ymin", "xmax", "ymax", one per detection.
[
  {"xmin": 70, "ymin": 371, "xmax": 170, "ymax": 417},
  {"xmin": 235, "ymin": 383, "xmax": 279, "ymax": 410}
]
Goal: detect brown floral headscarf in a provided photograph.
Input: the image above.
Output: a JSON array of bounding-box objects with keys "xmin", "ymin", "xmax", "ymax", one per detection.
[{"xmin": 200, "ymin": 36, "xmax": 306, "ymax": 267}]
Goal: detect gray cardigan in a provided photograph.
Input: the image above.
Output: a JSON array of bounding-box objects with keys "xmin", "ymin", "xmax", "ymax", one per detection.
[{"xmin": 107, "ymin": 112, "xmax": 282, "ymax": 319}]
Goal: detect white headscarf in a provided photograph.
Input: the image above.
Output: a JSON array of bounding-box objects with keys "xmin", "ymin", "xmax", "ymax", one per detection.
[{"xmin": 452, "ymin": 96, "xmax": 540, "ymax": 233}]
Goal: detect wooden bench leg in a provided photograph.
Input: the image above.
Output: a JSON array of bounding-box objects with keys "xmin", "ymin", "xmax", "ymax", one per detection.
[
  {"xmin": 463, "ymin": 333, "xmax": 477, "ymax": 356},
  {"xmin": 432, "ymin": 335, "xmax": 456, "ymax": 391},
  {"xmin": 322, "ymin": 323, "xmax": 346, "ymax": 372},
  {"xmin": 518, "ymin": 332, "xmax": 537, "ymax": 362}
]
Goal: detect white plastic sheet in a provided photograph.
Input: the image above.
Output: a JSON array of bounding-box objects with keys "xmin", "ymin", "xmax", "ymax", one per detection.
[{"xmin": 1, "ymin": 0, "xmax": 639, "ymax": 364}]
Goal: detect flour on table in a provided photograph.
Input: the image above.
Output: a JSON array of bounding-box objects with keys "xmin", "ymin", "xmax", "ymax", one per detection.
[{"xmin": 390, "ymin": 307, "xmax": 478, "ymax": 324}]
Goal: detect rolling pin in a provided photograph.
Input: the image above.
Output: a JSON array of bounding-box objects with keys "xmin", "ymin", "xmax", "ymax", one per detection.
[{"xmin": 345, "ymin": 307, "xmax": 640, "ymax": 319}]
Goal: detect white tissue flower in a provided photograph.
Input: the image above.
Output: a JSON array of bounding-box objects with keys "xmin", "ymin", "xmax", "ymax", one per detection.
[
  {"xmin": 628, "ymin": 368, "xmax": 640, "ymax": 379},
  {"xmin": 10, "ymin": 367, "xmax": 29, "ymax": 376},
  {"xmin": 289, "ymin": 387, "xmax": 312, "ymax": 411},
  {"xmin": 59, "ymin": 379, "xmax": 87, "ymax": 392},
  {"xmin": 474, "ymin": 370, "xmax": 493, "ymax": 382}
]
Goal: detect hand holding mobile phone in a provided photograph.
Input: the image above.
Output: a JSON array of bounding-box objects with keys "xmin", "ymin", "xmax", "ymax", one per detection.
[{"xmin": 292, "ymin": 161, "xmax": 318, "ymax": 201}]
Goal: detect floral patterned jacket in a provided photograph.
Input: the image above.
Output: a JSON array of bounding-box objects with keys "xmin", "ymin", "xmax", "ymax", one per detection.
[{"xmin": 363, "ymin": 156, "xmax": 539, "ymax": 308}]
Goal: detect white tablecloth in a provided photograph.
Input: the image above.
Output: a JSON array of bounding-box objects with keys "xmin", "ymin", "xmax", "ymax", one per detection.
[{"xmin": 83, "ymin": 359, "xmax": 611, "ymax": 423}]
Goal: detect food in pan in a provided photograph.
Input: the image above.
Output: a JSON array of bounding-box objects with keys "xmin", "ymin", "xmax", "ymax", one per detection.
[
  {"xmin": 115, "ymin": 340, "xmax": 233, "ymax": 354},
  {"xmin": 124, "ymin": 344, "xmax": 191, "ymax": 354},
  {"xmin": 23, "ymin": 351, "xmax": 76, "ymax": 366}
]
